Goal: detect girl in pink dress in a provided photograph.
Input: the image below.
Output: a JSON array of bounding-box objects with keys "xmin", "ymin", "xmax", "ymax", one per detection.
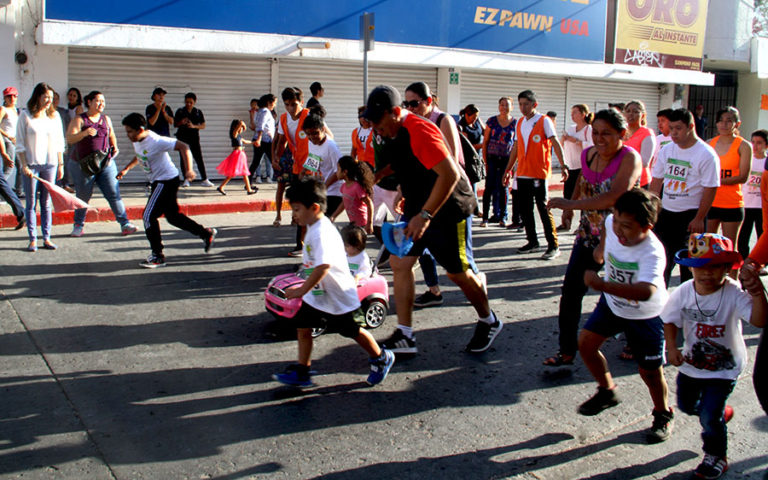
[
  {"xmin": 216, "ymin": 119, "xmax": 256, "ymax": 195},
  {"xmin": 329, "ymin": 156, "xmax": 374, "ymax": 234}
]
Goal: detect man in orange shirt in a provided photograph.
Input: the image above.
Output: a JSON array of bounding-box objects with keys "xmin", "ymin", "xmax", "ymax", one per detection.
[
  {"xmin": 364, "ymin": 85, "xmax": 502, "ymax": 354},
  {"xmin": 505, "ymin": 90, "xmax": 567, "ymax": 260}
]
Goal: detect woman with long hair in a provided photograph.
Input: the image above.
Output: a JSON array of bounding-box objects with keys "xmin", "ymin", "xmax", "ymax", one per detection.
[{"xmin": 16, "ymin": 82, "xmax": 65, "ymax": 251}]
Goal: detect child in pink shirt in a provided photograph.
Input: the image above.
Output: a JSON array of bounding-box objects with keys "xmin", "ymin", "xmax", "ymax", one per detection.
[{"xmin": 330, "ymin": 156, "xmax": 374, "ymax": 233}]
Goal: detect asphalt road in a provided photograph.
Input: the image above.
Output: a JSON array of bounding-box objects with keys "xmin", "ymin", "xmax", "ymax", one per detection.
[{"xmin": 1, "ymin": 211, "xmax": 766, "ymax": 480}]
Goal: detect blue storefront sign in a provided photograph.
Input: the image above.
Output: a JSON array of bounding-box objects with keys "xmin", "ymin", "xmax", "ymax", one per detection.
[{"xmin": 45, "ymin": 0, "xmax": 607, "ymax": 61}]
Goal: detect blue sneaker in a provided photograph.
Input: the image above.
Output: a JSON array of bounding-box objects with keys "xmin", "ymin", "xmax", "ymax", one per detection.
[
  {"xmin": 367, "ymin": 349, "xmax": 395, "ymax": 386},
  {"xmin": 272, "ymin": 365, "xmax": 313, "ymax": 387}
]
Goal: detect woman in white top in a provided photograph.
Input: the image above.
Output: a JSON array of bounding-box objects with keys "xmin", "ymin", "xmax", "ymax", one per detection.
[
  {"xmin": 558, "ymin": 104, "xmax": 594, "ymax": 231},
  {"xmin": 16, "ymin": 82, "xmax": 65, "ymax": 252}
]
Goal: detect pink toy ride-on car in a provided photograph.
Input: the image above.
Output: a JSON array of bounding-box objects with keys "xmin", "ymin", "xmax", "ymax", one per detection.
[{"xmin": 265, "ymin": 271, "xmax": 389, "ymax": 337}]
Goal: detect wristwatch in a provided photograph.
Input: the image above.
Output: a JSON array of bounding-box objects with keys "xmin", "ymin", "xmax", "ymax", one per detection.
[{"xmin": 419, "ymin": 209, "xmax": 433, "ymax": 220}]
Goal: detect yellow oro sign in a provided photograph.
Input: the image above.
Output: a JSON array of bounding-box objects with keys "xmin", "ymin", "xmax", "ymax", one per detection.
[{"xmin": 615, "ymin": 0, "xmax": 708, "ymax": 71}]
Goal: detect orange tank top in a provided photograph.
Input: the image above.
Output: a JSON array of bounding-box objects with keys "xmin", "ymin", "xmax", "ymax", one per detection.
[
  {"xmin": 709, "ymin": 136, "xmax": 745, "ymax": 208},
  {"xmin": 625, "ymin": 126, "xmax": 654, "ymax": 186}
]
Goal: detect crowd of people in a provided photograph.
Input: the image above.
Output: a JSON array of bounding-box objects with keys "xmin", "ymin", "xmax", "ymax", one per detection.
[{"xmin": 2, "ymin": 79, "xmax": 768, "ymax": 480}]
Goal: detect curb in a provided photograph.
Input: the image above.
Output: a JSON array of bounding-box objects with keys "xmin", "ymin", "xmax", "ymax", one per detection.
[
  {"xmin": 1, "ymin": 183, "xmax": 564, "ymax": 228},
  {"xmin": 0, "ymin": 199, "xmax": 287, "ymax": 229}
]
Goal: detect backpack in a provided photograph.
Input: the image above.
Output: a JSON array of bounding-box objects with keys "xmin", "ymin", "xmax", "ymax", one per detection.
[
  {"xmin": 459, "ymin": 132, "xmax": 485, "ymax": 184},
  {"xmin": 435, "ymin": 112, "xmax": 485, "ymax": 184}
]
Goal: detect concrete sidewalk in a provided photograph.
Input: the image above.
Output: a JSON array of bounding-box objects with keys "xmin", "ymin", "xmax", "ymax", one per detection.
[
  {"xmin": 0, "ymin": 178, "xmax": 565, "ymax": 229},
  {"xmin": 0, "ymin": 179, "xmax": 285, "ymax": 229}
]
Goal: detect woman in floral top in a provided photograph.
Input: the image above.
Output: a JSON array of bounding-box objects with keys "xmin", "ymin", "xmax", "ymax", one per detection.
[{"xmin": 544, "ymin": 108, "xmax": 642, "ymax": 366}]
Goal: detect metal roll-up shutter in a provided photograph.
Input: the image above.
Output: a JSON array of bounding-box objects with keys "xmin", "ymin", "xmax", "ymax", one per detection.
[
  {"xmin": 460, "ymin": 71, "xmax": 567, "ymax": 129},
  {"xmin": 69, "ymin": 48, "xmax": 271, "ymax": 182},
  {"xmin": 277, "ymin": 59, "xmax": 437, "ymax": 152},
  {"xmin": 569, "ymin": 79, "xmax": 661, "ymax": 131}
]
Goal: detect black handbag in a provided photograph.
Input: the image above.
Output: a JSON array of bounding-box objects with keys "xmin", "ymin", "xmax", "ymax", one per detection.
[{"xmin": 78, "ymin": 148, "xmax": 112, "ymax": 176}]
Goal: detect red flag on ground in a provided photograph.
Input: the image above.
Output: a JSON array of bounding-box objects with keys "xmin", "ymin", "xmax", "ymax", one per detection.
[{"xmin": 34, "ymin": 176, "xmax": 90, "ymax": 212}]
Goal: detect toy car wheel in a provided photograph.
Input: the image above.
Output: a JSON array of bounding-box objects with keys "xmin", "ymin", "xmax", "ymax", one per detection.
[{"xmin": 362, "ymin": 299, "xmax": 387, "ymax": 329}]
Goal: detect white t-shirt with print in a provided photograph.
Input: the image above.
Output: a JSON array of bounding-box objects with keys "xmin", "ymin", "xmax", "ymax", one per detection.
[
  {"xmin": 656, "ymin": 134, "xmax": 672, "ymax": 151},
  {"xmin": 277, "ymin": 113, "xmax": 300, "ymax": 139},
  {"xmin": 519, "ymin": 113, "xmax": 557, "ymax": 153},
  {"xmin": 661, "ymin": 278, "xmax": 754, "ymax": 380},
  {"xmin": 651, "ymin": 139, "xmax": 720, "ymax": 212},
  {"xmin": 563, "ymin": 124, "xmax": 593, "ymax": 170},
  {"xmin": 306, "ymin": 138, "xmax": 342, "ymax": 197},
  {"xmin": 347, "ymin": 250, "xmax": 372, "ymax": 280},
  {"xmin": 744, "ymin": 156, "xmax": 765, "ymax": 209},
  {"xmin": 301, "ymin": 216, "xmax": 361, "ymax": 314},
  {"xmin": 131, "ymin": 131, "xmax": 179, "ymax": 183},
  {"xmin": 603, "ymin": 215, "xmax": 668, "ymax": 319}
]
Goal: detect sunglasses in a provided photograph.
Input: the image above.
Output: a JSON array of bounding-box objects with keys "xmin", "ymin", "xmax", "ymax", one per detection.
[{"xmin": 402, "ymin": 100, "xmax": 421, "ymax": 109}]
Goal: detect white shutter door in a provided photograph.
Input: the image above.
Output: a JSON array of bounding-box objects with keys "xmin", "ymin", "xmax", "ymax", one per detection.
[
  {"xmin": 570, "ymin": 79, "xmax": 661, "ymax": 131},
  {"xmin": 460, "ymin": 71, "xmax": 567, "ymax": 130},
  {"xmin": 68, "ymin": 48, "xmax": 271, "ymax": 182},
  {"xmin": 278, "ymin": 59, "xmax": 437, "ymax": 153}
]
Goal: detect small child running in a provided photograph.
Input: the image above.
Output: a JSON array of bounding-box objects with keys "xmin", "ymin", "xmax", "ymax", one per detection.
[
  {"xmin": 663, "ymin": 233, "xmax": 766, "ymax": 480},
  {"xmin": 216, "ymin": 119, "xmax": 256, "ymax": 195},
  {"xmin": 342, "ymin": 224, "xmax": 372, "ymax": 282},
  {"xmin": 330, "ymin": 156, "xmax": 374, "ymax": 233},
  {"xmin": 578, "ymin": 188, "xmax": 673, "ymax": 443},
  {"xmin": 272, "ymin": 177, "xmax": 394, "ymax": 387}
]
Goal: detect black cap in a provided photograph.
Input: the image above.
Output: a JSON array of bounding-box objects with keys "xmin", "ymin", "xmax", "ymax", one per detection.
[
  {"xmin": 363, "ymin": 85, "xmax": 401, "ymax": 123},
  {"xmin": 152, "ymin": 87, "xmax": 167, "ymax": 98}
]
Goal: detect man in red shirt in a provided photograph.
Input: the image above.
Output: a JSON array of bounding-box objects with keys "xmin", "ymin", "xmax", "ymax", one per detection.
[{"xmin": 364, "ymin": 85, "xmax": 502, "ymax": 354}]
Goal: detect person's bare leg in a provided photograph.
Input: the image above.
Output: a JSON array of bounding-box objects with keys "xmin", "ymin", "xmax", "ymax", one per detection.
[
  {"xmin": 390, "ymin": 254, "xmax": 418, "ymax": 327},
  {"xmin": 578, "ymin": 330, "xmax": 614, "ymax": 389},
  {"xmin": 639, "ymin": 366, "xmax": 669, "ymax": 412},
  {"xmin": 297, "ymin": 328, "xmax": 313, "ymax": 366},
  {"xmin": 446, "ymin": 270, "xmax": 490, "ymax": 318}
]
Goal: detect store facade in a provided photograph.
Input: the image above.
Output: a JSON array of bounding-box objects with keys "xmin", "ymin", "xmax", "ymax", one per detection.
[{"xmin": 1, "ymin": 0, "xmax": 714, "ymax": 181}]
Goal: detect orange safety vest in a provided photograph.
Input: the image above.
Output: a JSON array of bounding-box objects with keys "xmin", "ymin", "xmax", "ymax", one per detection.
[
  {"xmin": 280, "ymin": 109, "xmax": 310, "ymax": 175},
  {"xmin": 351, "ymin": 127, "xmax": 375, "ymax": 167},
  {"xmin": 516, "ymin": 115, "xmax": 552, "ymax": 179},
  {"xmin": 709, "ymin": 136, "xmax": 745, "ymax": 208}
]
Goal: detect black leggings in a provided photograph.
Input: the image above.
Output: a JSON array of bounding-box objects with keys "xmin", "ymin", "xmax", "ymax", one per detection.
[
  {"xmin": 249, "ymin": 141, "xmax": 272, "ymax": 178},
  {"xmin": 737, "ymin": 208, "xmax": 763, "ymax": 260}
]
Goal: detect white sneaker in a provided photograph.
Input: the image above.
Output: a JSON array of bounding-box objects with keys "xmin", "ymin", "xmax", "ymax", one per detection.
[
  {"xmin": 70, "ymin": 225, "xmax": 84, "ymax": 237},
  {"xmin": 200, "ymin": 179, "xmax": 214, "ymax": 187},
  {"xmin": 182, "ymin": 180, "xmax": 191, "ymax": 188},
  {"xmin": 253, "ymin": 177, "xmax": 262, "ymax": 184}
]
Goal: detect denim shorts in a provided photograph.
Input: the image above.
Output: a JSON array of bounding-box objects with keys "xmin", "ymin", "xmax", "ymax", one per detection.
[{"xmin": 583, "ymin": 295, "xmax": 665, "ymax": 369}]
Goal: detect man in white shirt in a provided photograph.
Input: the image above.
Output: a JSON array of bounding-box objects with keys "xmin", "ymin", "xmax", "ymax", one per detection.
[
  {"xmin": 118, "ymin": 113, "xmax": 217, "ymax": 269},
  {"xmin": 650, "ymin": 108, "xmax": 720, "ymax": 285}
]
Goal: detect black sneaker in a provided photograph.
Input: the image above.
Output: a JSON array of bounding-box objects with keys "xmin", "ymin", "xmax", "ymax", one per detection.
[
  {"xmin": 465, "ymin": 313, "xmax": 503, "ymax": 353},
  {"xmin": 516, "ymin": 242, "xmax": 541, "ymax": 254},
  {"xmin": 203, "ymin": 228, "xmax": 217, "ymax": 253},
  {"xmin": 694, "ymin": 454, "xmax": 728, "ymax": 479},
  {"xmin": 379, "ymin": 329, "xmax": 417, "ymax": 354},
  {"xmin": 541, "ymin": 246, "xmax": 561, "ymax": 260},
  {"xmin": 140, "ymin": 253, "xmax": 166, "ymax": 269},
  {"xmin": 578, "ymin": 387, "xmax": 621, "ymax": 416},
  {"xmin": 647, "ymin": 408, "xmax": 674, "ymax": 443},
  {"xmin": 413, "ymin": 291, "xmax": 443, "ymax": 308}
]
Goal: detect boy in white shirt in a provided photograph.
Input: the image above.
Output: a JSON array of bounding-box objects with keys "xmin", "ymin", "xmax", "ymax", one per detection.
[
  {"xmin": 578, "ymin": 189, "xmax": 673, "ymax": 443},
  {"xmin": 273, "ymin": 178, "xmax": 394, "ymax": 387},
  {"xmin": 119, "ymin": 113, "xmax": 217, "ymax": 268},
  {"xmin": 663, "ymin": 233, "xmax": 766, "ymax": 480}
]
